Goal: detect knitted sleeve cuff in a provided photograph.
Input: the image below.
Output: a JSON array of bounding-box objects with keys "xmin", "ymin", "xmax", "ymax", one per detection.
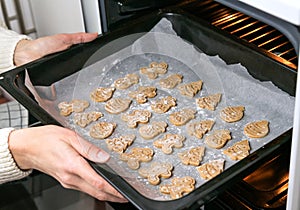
[
  {"xmin": 0, "ymin": 27, "xmax": 31, "ymax": 74},
  {"xmin": 0, "ymin": 128, "xmax": 32, "ymax": 184}
]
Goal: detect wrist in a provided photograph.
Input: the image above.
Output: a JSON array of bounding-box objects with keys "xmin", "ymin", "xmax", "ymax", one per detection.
[
  {"xmin": 8, "ymin": 128, "xmax": 32, "ymax": 170},
  {"xmin": 13, "ymin": 39, "xmax": 33, "ymax": 66}
]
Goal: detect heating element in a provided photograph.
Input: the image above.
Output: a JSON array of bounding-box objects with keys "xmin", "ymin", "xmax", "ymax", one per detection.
[{"xmin": 179, "ymin": 0, "xmax": 298, "ymax": 70}]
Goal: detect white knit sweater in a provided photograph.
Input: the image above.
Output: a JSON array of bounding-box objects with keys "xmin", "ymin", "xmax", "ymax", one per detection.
[{"xmin": 0, "ymin": 23, "xmax": 32, "ymax": 183}]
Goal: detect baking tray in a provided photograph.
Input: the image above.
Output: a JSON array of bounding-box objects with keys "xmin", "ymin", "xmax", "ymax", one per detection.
[{"xmin": 0, "ymin": 10, "xmax": 296, "ymax": 210}]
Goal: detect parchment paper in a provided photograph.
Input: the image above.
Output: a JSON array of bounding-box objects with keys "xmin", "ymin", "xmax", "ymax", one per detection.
[{"xmin": 28, "ymin": 18, "xmax": 295, "ymax": 200}]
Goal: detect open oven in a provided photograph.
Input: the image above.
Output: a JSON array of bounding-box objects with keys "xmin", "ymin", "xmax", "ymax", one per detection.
[{"xmin": 0, "ymin": 0, "xmax": 299, "ymax": 210}]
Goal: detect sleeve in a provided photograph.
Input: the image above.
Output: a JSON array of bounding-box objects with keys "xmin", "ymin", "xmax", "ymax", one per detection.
[
  {"xmin": 0, "ymin": 24, "xmax": 31, "ymax": 74},
  {"xmin": 0, "ymin": 128, "xmax": 32, "ymax": 184}
]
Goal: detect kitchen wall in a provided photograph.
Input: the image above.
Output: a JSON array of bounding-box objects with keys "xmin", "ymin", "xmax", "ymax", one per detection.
[
  {"xmin": 0, "ymin": 0, "xmax": 102, "ymax": 38},
  {"xmin": 0, "ymin": 0, "xmax": 37, "ymax": 38}
]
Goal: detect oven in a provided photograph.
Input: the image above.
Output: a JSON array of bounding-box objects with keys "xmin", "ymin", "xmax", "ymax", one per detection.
[{"xmin": 0, "ymin": 0, "xmax": 299, "ymax": 210}]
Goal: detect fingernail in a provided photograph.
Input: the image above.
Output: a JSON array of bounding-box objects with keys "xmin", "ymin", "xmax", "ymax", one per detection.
[{"xmin": 96, "ymin": 150, "xmax": 110, "ymax": 163}]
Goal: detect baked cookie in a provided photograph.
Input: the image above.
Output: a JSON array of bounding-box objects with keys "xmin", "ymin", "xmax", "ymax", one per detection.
[
  {"xmin": 105, "ymin": 98, "xmax": 132, "ymax": 114},
  {"xmin": 140, "ymin": 61, "xmax": 168, "ymax": 79},
  {"xmin": 160, "ymin": 176, "xmax": 195, "ymax": 199},
  {"xmin": 151, "ymin": 96, "xmax": 176, "ymax": 114},
  {"xmin": 169, "ymin": 108, "xmax": 196, "ymax": 126},
  {"xmin": 153, "ymin": 133, "xmax": 185, "ymax": 154},
  {"xmin": 220, "ymin": 106, "xmax": 245, "ymax": 123},
  {"xmin": 178, "ymin": 146, "xmax": 205, "ymax": 166},
  {"xmin": 244, "ymin": 120, "xmax": 269, "ymax": 138},
  {"xmin": 159, "ymin": 74, "xmax": 183, "ymax": 89},
  {"xmin": 177, "ymin": 80, "xmax": 203, "ymax": 98},
  {"xmin": 113, "ymin": 73, "xmax": 139, "ymax": 90},
  {"xmin": 89, "ymin": 122, "xmax": 116, "ymax": 139},
  {"xmin": 119, "ymin": 147, "xmax": 154, "ymax": 170},
  {"xmin": 196, "ymin": 159, "xmax": 225, "ymax": 180},
  {"xmin": 138, "ymin": 162, "xmax": 173, "ymax": 185},
  {"xmin": 139, "ymin": 121, "xmax": 168, "ymax": 139},
  {"xmin": 105, "ymin": 134, "xmax": 135, "ymax": 153},
  {"xmin": 128, "ymin": 86, "xmax": 157, "ymax": 104},
  {"xmin": 90, "ymin": 87, "xmax": 115, "ymax": 102},
  {"xmin": 223, "ymin": 140, "xmax": 250, "ymax": 161},
  {"xmin": 121, "ymin": 110, "xmax": 151, "ymax": 128},
  {"xmin": 196, "ymin": 93, "xmax": 222, "ymax": 111},
  {"xmin": 58, "ymin": 99, "xmax": 89, "ymax": 116},
  {"xmin": 186, "ymin": 120, "xmax": 215, "ymax": 139},
  {"xmin": 204, "ymin": 129, "xmax": 231, "ymax": 149},
  {"xmin": 73, "ymin": 111, "xmax": 103, "ymax": 127}
]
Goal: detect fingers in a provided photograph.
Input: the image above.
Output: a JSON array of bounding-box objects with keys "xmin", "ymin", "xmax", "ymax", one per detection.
[
  {"xmin": 57, "ymin": 32, "xmax": 98, "ymax": 46},
  {"xmin": 61, "ymin": 157, "xmax": 127, "ymax": 203},
  {"xmin": 66, "ymin": 131, "xmax": 110, "ymax": 163}
]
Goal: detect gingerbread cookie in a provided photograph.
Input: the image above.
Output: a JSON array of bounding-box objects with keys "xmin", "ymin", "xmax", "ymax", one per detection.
[
  {"xmin": 119, "ymin": 147, "xmax": 154, "ymax": 170},
  {"xmin": 178, "ymin": 146, "xmax": 205, "ymax": 166},
  {"xmin": 73, "ymin": 111, "xmax": 103, "ymax": 127},
  {"xmin": 151, "ymin": 96, "xmax": 176, "ymax": 114},
  {"xmin": 105, "ymin": 134, "xmax": 135, "ymax": 153},
  {"xmin": 139, "ymin": 121, "xmax": 167, "ymax": 139},
  {"xmin": 220, "ymin": 106, "xmax": 245, "ymax": 123},
  {"xmin": 121, "ymin": 110, "xmax": 151, "ymax": 128},
  {"xmin": 186, "ymin": 120, "xmax": 215, "ymax": 139},
  {"xmin": 196, "ymin": 159, "xmax": 225, "ymax": 180},
  {"xmin": 153, "ymin": 133, "xmax": 185, "ymax": 154},
  {"xmin": 105, "ymin": 98, "xmax": 132, "ymax": 114},
  {"xmin": 128, "ymin": 86, "xmax": 157, "ymax": 104},
  {"xmin": 113, "ymin": 73, "xmax": 139, "ymax": 90},
  {"xmin": 177, "ymin": 80, "xmax": 203, "ymax": 98},
  {"xmin": 223, "ymin": 140, "xmax": 250, "ymax": 161},
  {"xmin": 58, "ymin": 99, "xmax": 89, "ymax": 116},
  {"xmin": 90, "ymin": 87, "xmax": 115, "ymax": 102},
  {"xmin": 159, "ymin": 74, "xmax": 183, "ymax": 89},
  {"xmin": 89, "ymin": 122, "xmax": 116, "ymax": 139},
  {"xmin": 138, "ymin": 162, "xmax": 173, "ymax": 185},
  {"xmin": 244, "ymin": 120, "xmax": 269, "ymax": 138},
  {"xmin": 140, "ymin": 61, "xmax": 168, "ymax": 79},
  {"xmin": 204, "ymin": 129, "xmax": 231, "ymax": 149},
  {"xmin": 196, "ymin": 93, "xmax": 222, "ymax": 111},
  {"xmin": 169, "ymin": 108, "xmax": 196, "ymax": 126},
  {"xmin": 160, "ymin": 176, "xmax": 195, "ymax": 199}
]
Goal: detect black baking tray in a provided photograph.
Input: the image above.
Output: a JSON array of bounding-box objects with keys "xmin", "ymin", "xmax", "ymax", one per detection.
[{"xmin": 0, "ymin": 9, "xmax": 296, "ymax": 210}]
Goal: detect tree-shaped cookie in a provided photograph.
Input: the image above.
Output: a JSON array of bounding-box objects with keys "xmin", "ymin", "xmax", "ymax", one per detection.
[
  {"xmin": 196, "ymin": 159, "xmax": 225, "ymax": 180},
  {"xmin": 178, "ymin": 146, "xmax": 205, "ymax": 166},
  {"xmin": 186, "ymin": 120, "xmax": 215, "ymax": 139},
  {"xmin": 196, "ymin": 93, "xmax": 222, "ymax": 111},
  {"xmin": 177, "ymin": 80, "xmax": 203, "ymax": 98},
  {"xmin": 223, "ymin": 139, "xmax": 250, "ymax": 161}
]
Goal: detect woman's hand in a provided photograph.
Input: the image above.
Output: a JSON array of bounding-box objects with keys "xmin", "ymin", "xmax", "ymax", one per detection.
[
  {"xmin": 8, "ymin": 125, "xmax": 127, "ymax": 203},
  {"xmin": 14, "ymin": 32, "xmax": 98, "ymax": 66}
]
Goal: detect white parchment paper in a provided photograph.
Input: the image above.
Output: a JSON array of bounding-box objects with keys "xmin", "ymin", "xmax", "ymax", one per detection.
[{"xmin": 29, "ymin": 18, "xmax": 295, "ymax": 200}]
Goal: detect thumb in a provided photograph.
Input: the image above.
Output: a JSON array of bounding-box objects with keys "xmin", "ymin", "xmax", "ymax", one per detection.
[{"xmin": 71, "ymin": 134, "xmax": 110, "ymax": 163}]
